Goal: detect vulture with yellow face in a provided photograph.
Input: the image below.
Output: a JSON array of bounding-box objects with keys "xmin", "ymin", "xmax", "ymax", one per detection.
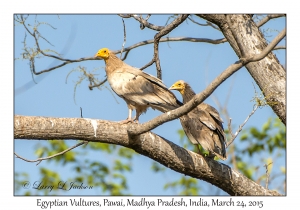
[
  {"xmin": 95, "ymin": 48, "xmax": 182, "ymax": 123},
  {"xmin": 169, "ymin": 80, "xmax": 227, "ymax": 160}
]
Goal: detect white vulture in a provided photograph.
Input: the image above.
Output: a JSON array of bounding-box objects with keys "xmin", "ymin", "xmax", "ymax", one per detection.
[{"xmin": 95, "ymin": 48, "xmax": 182, "ymax": 123}]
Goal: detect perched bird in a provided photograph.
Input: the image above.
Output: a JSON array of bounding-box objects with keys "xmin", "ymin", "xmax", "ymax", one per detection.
[
  {"xmin": 95, "ymin": 48, "xmax": 182, "ymax": 123},
  {"xmin": 169, "ymin": 80, "xmax": 227, "ymax": 160}
]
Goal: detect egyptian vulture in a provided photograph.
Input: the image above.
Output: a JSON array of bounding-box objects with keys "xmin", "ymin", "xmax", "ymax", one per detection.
[
  {"xmin": 169, "ymin": 80, "xmax": 227, "ymax": 160},
  {"xmin": 95, "ymin": 48, "xmax": 182, "ymax": 123}
]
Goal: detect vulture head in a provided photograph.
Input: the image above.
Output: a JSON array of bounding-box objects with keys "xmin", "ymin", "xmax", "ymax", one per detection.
[
  {"xmin": 169, "ymin": 80, "xmax": 186, "ymax": 95},
  {"xmin": 95, "ymin": 48, "xmax": 110, "ymax": 60}
]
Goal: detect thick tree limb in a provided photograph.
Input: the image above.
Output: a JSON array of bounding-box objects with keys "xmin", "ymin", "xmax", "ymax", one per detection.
[
  {"xmin": 128, "ymin": 27, "xmax": 285, "ymax": 136},
  {"xmin": 14, "ymin": 115, "xmax": 281, "ymax": 196},
  {"xmin": 198, "ymin": 14, "xmax": 286, "ymax": 125}
]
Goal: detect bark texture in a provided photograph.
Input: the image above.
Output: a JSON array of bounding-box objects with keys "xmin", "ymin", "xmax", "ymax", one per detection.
[
  {"xmin": 197, "ymin": 14, "xmax": 286, "ymax": 125},
  {"xmin": 14, "ymin": 115, "xmax": 281, "ymax": 196}
]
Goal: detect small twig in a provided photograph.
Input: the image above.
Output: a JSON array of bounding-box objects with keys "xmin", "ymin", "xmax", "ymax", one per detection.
[
  {"xmin": 140, "ymin": 58, "xmax": 155, "ymax": 71},
  {"xmin": 120, "ymin": 18, "xmax": 126, "ymax": 59},
  {"xmin": 20, "ymin": 15, "xmax": 94, "ymax": 75},
  {"xmin": 264, "ymin": 162, "xmax": 273, "ymax": 189},
  {"xmin": 188, "ymin": 16, "xmax": 220, "ymax": 31},
  {"xmin": 227, "ymin": 118, "xmax": 235, "ymax": 138},
  {"xmin": 114, "ymin": 36, "xmax": 226, "ymax": 55},
  {"xmin": 140, "ymin": 14, "xmax": 151, "ymax": 30},
  {"xmin": 21, "ymin": 16, "xmax": 63, "ymax": 62},
  {"xmin": 88, "ymin": 78, "xmax": 107, "ymax": 90},
  {"xmin": 121, "ymin": 50, "xmax": 130, "ymax": 61},
  {"xmin": 257, "ymin": 14, "xmax": 285, "ymax": 28},
  {"xmin": 14, "ymin": 141, "xmax": 88, "ymax": 165},
  {"xmin": 153, "ymin": 40, "xmax": 161, "ymax": 79},
  {"xmin": 226, "ymin": 105, "xmax": 258, "ymax": 148},
  {"xmin": 130, "ymin": 14, "xmax": 165, "ymax": 31},
  {"xmin": 118, "ymin": 14, "xmax": 131, "ymax": 18},
  {"xmin": 273, "ymin": 45, "xmax": 286, "ymax": 50},
  {"xmin": 80, "ymin": 107, "xmax": 83, "ymax": 118}
]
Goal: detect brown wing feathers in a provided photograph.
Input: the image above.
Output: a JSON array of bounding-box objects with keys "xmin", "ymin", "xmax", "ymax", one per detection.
[{"xmin": 169, "ymin": 80, "xmax": 227, "ymax": 160}]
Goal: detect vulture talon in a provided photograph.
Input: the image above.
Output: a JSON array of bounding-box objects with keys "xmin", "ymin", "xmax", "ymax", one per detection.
[{"xmin": 118, "ymin": 118, "xmax": 134, "ymax": 124}]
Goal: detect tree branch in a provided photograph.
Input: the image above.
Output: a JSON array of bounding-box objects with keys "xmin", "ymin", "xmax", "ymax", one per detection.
[
  {"xmin": 198, "ymin": 14, "xmax": 286, "ymax": 125},
  {"xmin": 226, "ymin": 105, "xmax": 258, "ymax": 148},
  {"xmin": 152, "ymin": 14, "xmax": 189, "ymax": 79},
  {"xmin": 139, "ymin": 15, "xmax": 151, "ymax": 30},
  {"xmin": 23, "ymin": 36, "xmax": 226, "ymax": 76},
  {"xmin": 264, "ymin": 162, "xmax": 273, "ymax": 190},
  {"xmin": 14, "ymin": 141, "xmax": 88, "ymax": 165},
  {"xmin": 273, "ymin": 46, "xmax": 286, "ymax": 50},
  {"xmin": 187, "ymin": 16, "xmax": 220, "ymax": 31},
  {"xmin": 120, "ymin": 18, "xmax": 126, "ymax": 59},
  {"xmin": 88, "ymin": 78, "xmax": 107, "ymax": 90},
  {"xmin": 241, "ymin": 28, "xmax": 286, "ymax": 63},
  {"xmin": 128, "ymin": 27, "xmax": 286, "ymax": 136},
  {"xmin": 140, "ymin": 58, "xmax": 155, "ymax": 71},
  {"xmin": 19, "ymin": 14, "xmax": 284, "ymax": 77},
  {"xmin": 226, "ymin": 15, "xmax": 246, "ymax": 57},
  {"xmin": 122, "ymin": 14, "xmax": 165, "ymax": 31},
  {"xmin": 256, "ymin": 14, "xmax": 286, "ymax": 28},
  {"xmin": 14, "ymin": 115, "xmax": 281, "ymax": 196},
  {"xmin": 115, "ymin": 36, "xmax": 227, "ymax": 62},
  {"xmin": 20, "ymin": 15, "xmax": 93, "ymax": 76}
]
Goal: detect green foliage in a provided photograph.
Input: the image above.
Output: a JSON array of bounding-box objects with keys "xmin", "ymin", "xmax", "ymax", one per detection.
[
  {"xmin": 15, "ymin": 140, "xmax": 135, "ymax": 195},
  {"xmin": 35, "ymin": 140, "xmax": 76, "ymax": 165},
  {"xmin": 164, "ymin": 177, "xmax": 200, "ymax": 195},
  {"xmin": 151, "ymin": 162, "xmax": 166, "ymax": 173},
  {"xmin": 239, "ymin": 117, "xmax": 286, "ymax": 155},
  {"xmin": 14, "ymin": 172, "xmax": 30, "ymax": 195},
  {"xmin": 231, "ymin": 117, "xmax": 286, "ymax": 193}
]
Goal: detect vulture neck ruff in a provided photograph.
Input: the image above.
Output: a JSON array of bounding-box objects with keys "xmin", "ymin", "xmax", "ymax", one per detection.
[
  {"xmin": 182, "ymin": 83, "xmax": 196, "ymax": 104},
  {"xmin": 105, "ymin": 53, "xmax": 124, "ymax": 75}
]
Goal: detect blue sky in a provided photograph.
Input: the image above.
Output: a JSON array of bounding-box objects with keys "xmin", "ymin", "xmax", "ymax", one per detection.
[{"xmin": 14, "ymin": 14, "xmax": 286, "ymax": 196}]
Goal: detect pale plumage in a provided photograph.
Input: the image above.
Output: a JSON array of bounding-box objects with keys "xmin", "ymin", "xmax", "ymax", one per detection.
[
  {"xmin": 169, "ymin": 80, "xmax": 227, "ymax": 160},
  {"xmin": 95, "ymin": 48, "xmax": 182, "ymax": 123}
]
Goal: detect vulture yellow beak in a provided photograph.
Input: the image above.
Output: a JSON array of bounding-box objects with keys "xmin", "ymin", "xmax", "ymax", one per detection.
[{"xmin": 95, "ymin": 48, "xmax": 110, "ymax": 60}]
